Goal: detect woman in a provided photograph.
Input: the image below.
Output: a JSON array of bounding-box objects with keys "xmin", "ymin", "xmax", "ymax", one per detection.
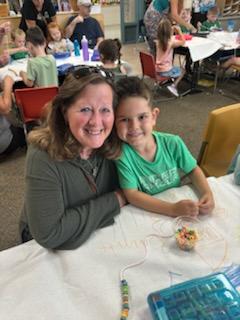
[
  {"xmin": 19, "ymin": 72, "xmax": 126, "ymax": 250},
  {"xmin": 144, "ymin": 0, "xmax": 197, "ymax": 54},
  {"xmin": 19, "ymin": 0, "xmax": 56, "ymax": 37}
]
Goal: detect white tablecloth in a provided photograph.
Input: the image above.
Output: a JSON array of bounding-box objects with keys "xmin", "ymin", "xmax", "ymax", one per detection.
[{"xmin": 0, "ymin": 175, "xmax": 239, "ymax": 320}]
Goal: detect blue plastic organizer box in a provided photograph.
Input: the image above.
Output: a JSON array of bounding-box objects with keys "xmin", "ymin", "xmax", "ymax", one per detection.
[{"xmin": 147, "ymin": 273, "xmax": 240, "ymax": 320}]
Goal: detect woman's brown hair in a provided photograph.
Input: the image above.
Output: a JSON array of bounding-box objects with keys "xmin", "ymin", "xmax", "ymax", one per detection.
[{"xmin": 28, "ymin": 73, "xmax": 116, "ymax": 161}]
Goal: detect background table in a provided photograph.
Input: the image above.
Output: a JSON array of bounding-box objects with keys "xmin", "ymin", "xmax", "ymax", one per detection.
[{"xmin": 0, "ymin": 174, "xmax": 239, "ymax": 320}]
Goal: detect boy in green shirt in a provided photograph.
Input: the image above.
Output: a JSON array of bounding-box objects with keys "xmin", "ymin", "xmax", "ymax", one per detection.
[
  {"xmin": 113, "ymin": 77, "xmax": 215, "ymax": 217},
  {"xmin": 20, "ymin": 26, "xmax": 58, "ymax": 87},
  {"xmin": 199, "ymin": 6, "xmax": 222, "ymax": 32}
]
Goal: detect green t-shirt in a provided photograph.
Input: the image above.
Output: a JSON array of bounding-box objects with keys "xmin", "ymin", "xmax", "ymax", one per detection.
[
  {"xmin": 115, "ymin": 132, "xmax": 197, "ymax": 195},
  {"xmin": 201, "ymin": 20, "xmax": 221, "ymax": 31},
  {"xmin": 27, "ymin": 55, "xmax": 58, "ymax": 87},
  {"xmin": 11, "ymin": 51, "xmax": 28, "ymax": 60}
]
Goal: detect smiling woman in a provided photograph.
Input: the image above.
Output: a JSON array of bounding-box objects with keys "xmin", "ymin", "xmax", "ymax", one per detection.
[{"xmin": 19, "ymin": 72, "xmax": 127, "ymax": 250}]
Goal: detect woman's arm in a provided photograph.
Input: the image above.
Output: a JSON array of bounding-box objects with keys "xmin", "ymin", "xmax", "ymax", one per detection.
[
  {"xmin": 123, "ymin": 188, "xmax": 199, "ymax": 217},
  {"xmin": 0, "ymin": 76, "xmax": 14, "ymax": 114},
  {"xmin": 188, "ymin": 166, "xmax": 215, "ymax": 214},
  {"xmin": 170, "ymin": 0, "xmax": 197, "ymax": 33},
  {"xmin": 24, "ymin": 148, "xmax": 122, "ymax": 250}
]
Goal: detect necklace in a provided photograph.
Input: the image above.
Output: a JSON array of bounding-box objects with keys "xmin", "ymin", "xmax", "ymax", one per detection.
[{"xmin": 81, "ymin": 155, "xmax": 99, "ymax": 178}]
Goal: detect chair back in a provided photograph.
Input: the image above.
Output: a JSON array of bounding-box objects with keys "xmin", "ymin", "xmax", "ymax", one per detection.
[
  {"xmin": 139, "ymin": 51, "xmax": 156, "ymax": 80},
  {"xmin": 14, "ymin": 86, "xmax": 58, "ymax": 123},
  {"xmin": 198, "ymin": 103, "xmax": 240, "ymax": 177}
]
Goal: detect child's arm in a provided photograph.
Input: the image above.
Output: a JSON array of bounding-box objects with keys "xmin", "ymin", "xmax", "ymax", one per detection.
[
  {"xmin": 188, "ymin": 166, "xmax": 215, "ymax": 214},
  {"xmin": 19, "ymin": 70, "xmax": 34, "ymax": 87},
  {"xmin": 123, "ymin": 188, "xmax": 199, "ymax": 217},
  {"xmin": 172, "ymin": 25, "xmax": 186, "ymax": 47},
  {"xmin": 8, "ymin": 46, "xmax": 28, "ymax": 55}
]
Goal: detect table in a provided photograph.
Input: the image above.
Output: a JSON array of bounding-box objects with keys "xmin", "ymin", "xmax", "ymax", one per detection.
[
  {"xmin": 0, "ymin": 50, "xmax": 100, "ymax": 83},
  {"xmin": 0, "ymin": 174, "xmax": 239, "ymax": 320}
]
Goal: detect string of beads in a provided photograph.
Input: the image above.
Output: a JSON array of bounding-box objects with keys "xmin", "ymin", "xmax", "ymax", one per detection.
[{"xmin": 120, "ymin": 279, "xmax": 129, "ymax": 320}]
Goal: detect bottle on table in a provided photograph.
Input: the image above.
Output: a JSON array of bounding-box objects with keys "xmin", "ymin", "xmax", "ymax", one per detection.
[
  {"xmin": 81, "ymin": 35, "xmax": 89, "ymax": 61},
  {"xmin": 74, "ymin": 39, "xmax": 80, "ymax": 56}
]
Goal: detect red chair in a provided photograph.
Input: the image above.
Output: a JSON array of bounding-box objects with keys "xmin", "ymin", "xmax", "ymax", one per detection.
[
  {"xmin": 14, "ymin": 86, "xmax": 58, "ymax": 137},
  {"xmin": 139, "ymin": 51, "xmax": 173, "ymax": 88}
]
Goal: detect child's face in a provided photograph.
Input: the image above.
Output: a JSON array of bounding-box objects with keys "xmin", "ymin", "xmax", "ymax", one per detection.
[
  {"xmin": 181, "ymin": 9, "xmax": 191, "ymax": 23},
  {"xmin": 207, "ymin": 13, "xmax": 218, "ymax": 23},
  {"xmin": 49, "ymin": 27, "xmax": 61, "ymax": 42},
  {"xmin": 15, "ymin": 35, "xmax": 26, "ymax": 48},
  {"xmin": 115, "ymin": 96, "xmax": 159, "ymax": 149}
]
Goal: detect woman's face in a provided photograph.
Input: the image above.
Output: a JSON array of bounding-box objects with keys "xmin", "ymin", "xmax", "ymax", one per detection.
[
  {"xmin": 49, "ymin": 27, "xmax": 61, "ymax": 42},
  {"xmin": 66, "ymin": 83, "xmax": 114, "ymax": 155}
]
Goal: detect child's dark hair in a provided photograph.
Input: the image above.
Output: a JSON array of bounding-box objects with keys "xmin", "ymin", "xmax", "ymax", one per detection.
[
  {"xmin": 157, "ymin": 18, "xmax": 172, "ymax": 52},
  {"xmin": 26, "ymin": 26, "xmax": 46, "ymax": 46},
  {"xmin": 98, "ymin": 39, "xmax": 119, "ymax": 64},
  {"xmin": 113, "ymin": 38, "xmax": 122, "ymax": 65},
  {"xmin": 106, "ymin": 77, "xmax": 153, "ymax": 160},
  {"xmin": 115, "ymin": 76, "xmax": 152, "ymax": 107}
]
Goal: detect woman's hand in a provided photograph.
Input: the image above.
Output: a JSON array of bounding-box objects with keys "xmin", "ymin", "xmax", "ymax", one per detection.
[
  {"xmin": 198, "ymin": 192, "xmax": 215, "ymax": 215},
  {"xmin": 172, "ymin": 200, "xmax": 199, "ymax": 217},
  {"xmin": 115, "ymin": 189, "xmax": 127, "ymax": 208}
]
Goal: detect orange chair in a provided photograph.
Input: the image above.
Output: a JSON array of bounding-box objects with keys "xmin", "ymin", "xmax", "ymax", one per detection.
[
  {"xmin": 198, "ymin": 103, "xmax": 240, "ymax": 177},
  {"xmin": 14, "ymin": 86, "xmax": 58, "ymax": 137}
]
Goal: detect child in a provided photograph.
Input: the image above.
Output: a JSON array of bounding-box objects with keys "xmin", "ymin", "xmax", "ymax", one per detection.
[
  {"xmin": 8, "ymin": 28, "xmax": 28, "ymax": 60},
  {"xmin": 180, "ymin": 9, "xmax": 192, "ymax": 33},
  {"xmin": 198, "ymin": 6, "xmax": 222, "ymax": 32},
  {"xmin": 98, "ymin": 39, "xmax": 128, "ymax": 79},
  {"xmin": 155, "ymin": 18, "xmax": 186, "ymax": 97},
  {"xmin": 113, "ymin": 38, "xmax": 133, "ymax": 75},
  {"xmin": 113, "ymin": 77, "xmax": 215, "ymax": 217},
  {"xmin": 19, "ymin": 26, "xmax": 58, "ymax": 87},
  {"xmin": 46, "ymin": 22, "xmax": 73, "ymax": 54}
]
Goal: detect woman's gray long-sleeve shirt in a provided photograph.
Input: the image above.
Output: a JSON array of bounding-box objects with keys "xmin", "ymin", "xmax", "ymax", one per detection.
[{"xmin": 19, "ymin": 145, "xmax": 120, "ymax": 250}]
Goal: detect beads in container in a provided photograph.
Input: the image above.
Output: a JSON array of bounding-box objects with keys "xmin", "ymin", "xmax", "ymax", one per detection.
[{"xmin": 175, "ymin": 226, "xmax": 199, "ymax": 251}]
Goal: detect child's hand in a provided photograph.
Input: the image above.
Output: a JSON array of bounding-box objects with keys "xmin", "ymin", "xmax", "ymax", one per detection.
[
  {"xmin": 198, "ymin": 193, "xmax": 215, "ymax": 215},
  {"xmin": 173, "ymin": 25, "xmax": 182, "ymax": 34},
  {"xmin": 173, "ymin": 200, "xmax": 199, "ymax": 217},
  {"xmin": 197, "ymin": 21, "xmax": 202, "ymax": 31}
]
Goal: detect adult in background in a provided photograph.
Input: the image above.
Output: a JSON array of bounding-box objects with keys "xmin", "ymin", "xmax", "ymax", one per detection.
[
  {"xmin": 144, "ymin": 0, "xmax": 197, "ymax": 54},
  {"xmin": 65, "ymin": 0, "xmax": 104, "ymax": 49},
  {"xmin": 19, "ymin": 72, "xmax": 126, "ymax": 250},
  {"xmin": 0, "ymin": 21, "xmax": 10, "ymax": 67},
  {"xmin": 19, "ymin": 0, "xmax": 56, "ymax": 38},
  {"xmin": 0, "ymin": 22, "xmax": 26, "ymax": 159}
]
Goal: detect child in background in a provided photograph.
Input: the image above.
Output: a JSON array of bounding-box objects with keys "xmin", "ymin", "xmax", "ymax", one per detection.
[
  {"xmin": 8, "ymin": 28, "xmax": 28, "ymax": 60},
  {"xmin": 180, "ymin": 9, "xmax": 192, "ymax": 33},
  {"xmin": 221, "ymin": 56, "xmax": 240, "ymax": 69},
  {"xmin": 155, "ymin": 18, "xmax": 186, "ymax": 97},
  {"xmin": 113, "ymin": 77, "xmax": 214, "ymax": 217},
  {"xmin": 46, "ymin": 22, "xmax": 73, "ymax": 54},
  {"xmin": 198, "ymin": 6, "xmax": 222, "ymax": 31},
  {"xmin": 20, "ymin": 26, "xmax": 58, "ymax": 87},
  {"xmin": 98, "ymin": 39, "xmax": 128, "ymax": 79}
]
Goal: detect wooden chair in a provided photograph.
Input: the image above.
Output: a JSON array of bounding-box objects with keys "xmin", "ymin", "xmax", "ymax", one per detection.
[
  {"xmin": 14, "ymin": 86, "xmax": 58, "ymax": 138},
  {"xmin": 198, "ymin": 103, "xmax": 240, "ymax": 177}
]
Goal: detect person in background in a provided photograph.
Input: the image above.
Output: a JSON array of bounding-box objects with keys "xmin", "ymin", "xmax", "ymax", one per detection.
[
  {"xmin": 155, "ymin": 19, "xmax": 186, "ymax": 97},
  {"xmin": 65, "ymin": 0, "xmax": 104, "ymax": 49},
  {"xmin": 180, "ymin": 8, "xmax": 192, "ymax": 33},
  {"xmin": 0, "ymin": 22, "xmax": 10, "ymax": 67},
  {"xmin": 191, "ymin": 0, "xmax": 215, "ymax": 29},
  {"xmin": 46, "ymin": 22, "xmax": 74, "ymax": 54},
  {"xmin": 112, "ymin": 76, "xmax": 214, "ymax": 217},
  {"xmin": 144, "ymin": 0, "xmax": 197, "ymax": 55},
  {"xmin": 221, "ymin": 56, "xmax": 240, "ymax": 69},
  {"xmin": 0, "ymin": 23, "xmax": 26, "ymax": 158},
  {"xmin": 198, "ymin": 5, "xmax": 222, "ymax": 31},
  {"xmin": 19, "ymin": 0, "xmax": 56, "ymax": 38},
  {"xmin": 19, "ymin": 72, "xmax": 126, "ymax": 249},
  {"xmin": 19, "ymin": 26, "xmax": 58, "ymax": 87},
  {"xmin": 7, "ymin": 28, "xmax": 28, "ymax": 60},
  {"xmin": 228, "ymin": 145, "xmax": 240, "ymax": 185},
  {"xmin": 98, "ymin": 39, "xmax": 127, "ymax": 80}
]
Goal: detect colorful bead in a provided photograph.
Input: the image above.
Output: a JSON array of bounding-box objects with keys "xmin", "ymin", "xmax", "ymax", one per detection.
[{"xmin": 120, "ymin": 279, "xmax": 130, "ymax": 319}]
